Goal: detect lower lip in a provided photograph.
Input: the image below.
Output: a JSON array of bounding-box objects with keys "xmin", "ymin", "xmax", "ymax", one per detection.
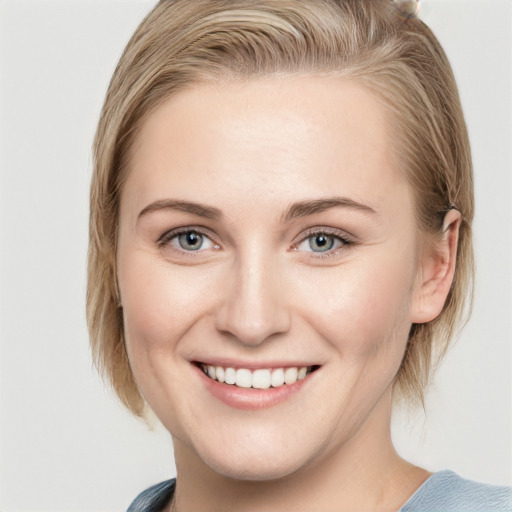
[{"xmin": 194, "ymin": 365, "xmax": 315, "ymax": 410}]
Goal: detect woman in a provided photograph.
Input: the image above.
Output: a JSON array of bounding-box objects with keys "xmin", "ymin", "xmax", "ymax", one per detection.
[{"xmin": 87, "ymin": 0, "xmax": 511, "ymax": 510}]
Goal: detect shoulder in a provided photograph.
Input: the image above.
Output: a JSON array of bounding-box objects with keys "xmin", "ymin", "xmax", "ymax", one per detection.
[
  {"xmin": 126, "ymin": 479, "xmax": 175, "ymax": 512},
  {"xmin": 400, "ymin": 470, "xmax": 512, "ymax": 512}
]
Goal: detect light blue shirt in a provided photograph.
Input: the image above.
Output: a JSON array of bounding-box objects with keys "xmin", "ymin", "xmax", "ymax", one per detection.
[
  {"xmin": 128, "ymin": 470, "xmax": 512, "ymax": 511},
  {"xmin": 399, "ymin": 470, "xmax": 511, "ymax": 511}
]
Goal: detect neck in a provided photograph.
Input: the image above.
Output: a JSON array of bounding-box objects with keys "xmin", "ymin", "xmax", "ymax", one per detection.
[{"xmin": 169, "ymin": 394, "xmax": 429, "ymax": 512}]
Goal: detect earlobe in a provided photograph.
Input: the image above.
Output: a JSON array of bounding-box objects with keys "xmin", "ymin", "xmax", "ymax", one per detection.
[{"xmin": 410, "ymin": 209, "xmax": 461, "ymax": 324}]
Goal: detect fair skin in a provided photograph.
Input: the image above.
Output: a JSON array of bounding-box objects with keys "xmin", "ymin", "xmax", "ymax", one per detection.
[{"xmin": 117, "ymin": 76, "xmax": 460, "ymax": 511}]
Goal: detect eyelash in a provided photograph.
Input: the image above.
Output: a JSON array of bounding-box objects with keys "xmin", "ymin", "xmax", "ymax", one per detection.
[{"xmin": 157, "ymin": 227, "xmax": 354, "ymax": 257}]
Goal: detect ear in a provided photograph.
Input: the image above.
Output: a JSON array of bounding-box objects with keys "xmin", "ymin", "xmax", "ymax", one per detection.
[{"xmin": 410, "ymin": 209, "xmax": 461, "ymax": 324}]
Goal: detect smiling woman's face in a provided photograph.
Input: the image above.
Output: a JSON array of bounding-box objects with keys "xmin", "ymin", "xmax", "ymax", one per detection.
[{"xmin": 117, "ymin": 76, "xmax": 431, "ymax": 480}]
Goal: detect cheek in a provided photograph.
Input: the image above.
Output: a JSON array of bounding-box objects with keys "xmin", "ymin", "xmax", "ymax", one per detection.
[
  {"xmin": 295, "ymin": 251, "xmax": 416, "ymax": 361},
  {"xmin": 118, "ymin": 251, "xmax": 214, "ymax": 363},
  {"xmin": 118, "ymin": 252, "xmax": 221, "ymax": 418}
]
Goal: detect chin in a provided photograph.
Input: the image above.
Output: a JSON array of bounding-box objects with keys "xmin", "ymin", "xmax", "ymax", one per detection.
[
  {"xmin": 185, "ymin": 430, "xmax": 317, "ymax": 482},
  {"xmin": 204, "ymin": 452, "xmax": 305, "ymax": 482}
]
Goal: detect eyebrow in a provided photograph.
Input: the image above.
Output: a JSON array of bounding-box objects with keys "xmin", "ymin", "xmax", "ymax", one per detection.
[
  {"xmin": 283, "ymin": 196, "xmax": 377, "ymax": 222},
  {"xmin": 137, "ymin": 196, "xmax": 376, "ymax": 223},
  {"xmin": 137, "ymin": 199, "xmax": 222, "ymax": 221}
]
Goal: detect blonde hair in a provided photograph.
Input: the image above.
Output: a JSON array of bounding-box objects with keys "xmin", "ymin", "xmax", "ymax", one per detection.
[{"xmin": 88, "ymin": 0, "xmax": 474, "ymax": 416}]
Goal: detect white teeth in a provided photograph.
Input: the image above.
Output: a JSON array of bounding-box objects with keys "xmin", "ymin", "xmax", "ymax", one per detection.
[
  {"xmin": 270, "ymin": 368, "xmax": 285, "ymax": 387},
  {"xmin": 252, "ymin": 369, "xmax": 271, "ymax": 389},
  {"xmin": 235, "ymin": 369, "xmax": 252, "ymax": 388},
  {"xmin": 201, "ymin": 364, "xmax": 312, "ymax": 389},
  {"xmin": 215, "ymin": 366, "xmax": 225, "ymax": 383},
  {"xmin": 284, "ymin": 367, "xmax": 298, "ymax": 385},
  {"xmin": 225, "ymin": 367, "xmax": 236, "ymax": 385}
]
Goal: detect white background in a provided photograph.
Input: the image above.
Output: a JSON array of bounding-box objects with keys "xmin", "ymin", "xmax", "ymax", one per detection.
[{"xmin": 0, "ymin": 1, "xmax": 510, "ymax": 510}]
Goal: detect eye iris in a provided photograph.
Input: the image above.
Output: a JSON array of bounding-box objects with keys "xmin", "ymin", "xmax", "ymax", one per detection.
[
  {"xmin": 178, "ymin": 232, "xmax": 203, "ymax": 251},
  {"xmin": 309, "ymin": 234, "xmax": 334, "ymax": 252}
]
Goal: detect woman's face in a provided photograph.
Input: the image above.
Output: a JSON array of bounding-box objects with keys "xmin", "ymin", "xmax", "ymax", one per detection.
[{"xmin": 118, "ymin": 76, "xmax": 428, "ymax": 480}]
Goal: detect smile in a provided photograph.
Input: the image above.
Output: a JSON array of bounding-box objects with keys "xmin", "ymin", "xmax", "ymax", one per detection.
[{"xmin": 199, "ymin": 364, "xmax": 318, "ymax": 389}]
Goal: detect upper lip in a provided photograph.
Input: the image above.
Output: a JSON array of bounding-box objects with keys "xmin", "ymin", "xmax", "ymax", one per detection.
[{"xmin": 192, "ymin": 359, "xmax": 320, "ymax": 370}]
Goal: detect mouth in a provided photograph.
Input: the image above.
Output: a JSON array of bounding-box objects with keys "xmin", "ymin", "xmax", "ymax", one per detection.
[{"xmin": 196, "ymin": 362, "xmax": 320, "ymax": 390}]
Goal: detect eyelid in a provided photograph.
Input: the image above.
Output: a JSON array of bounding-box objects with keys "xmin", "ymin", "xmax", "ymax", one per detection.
[{"xmin": 295, "ymin": 226, "xmax": 354, "ymax": 244}]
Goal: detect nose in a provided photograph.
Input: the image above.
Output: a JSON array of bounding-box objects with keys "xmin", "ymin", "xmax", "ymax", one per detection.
[{"xmin": 214, "ymin": 252, "xmax": 291, "ymax": 347}]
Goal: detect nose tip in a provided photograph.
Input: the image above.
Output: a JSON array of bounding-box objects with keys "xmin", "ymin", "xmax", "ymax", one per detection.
[
  {"xmin": 217, "ymin": 311, "xmax": 289, "ymax": 347},
  {"xmin": 214, "ymin": 263, "xmax": 290, "ymax": 346}
]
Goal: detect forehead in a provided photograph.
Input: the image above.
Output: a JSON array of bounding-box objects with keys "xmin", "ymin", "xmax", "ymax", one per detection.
[{"xmin": 123, "ymin": 75, "xmax": 409, "ymax": 220}]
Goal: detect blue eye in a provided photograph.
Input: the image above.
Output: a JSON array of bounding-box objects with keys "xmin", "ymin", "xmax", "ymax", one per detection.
[
  {"xmin": 296, "ymin": 231, "xmax": 350, "ymax": 254},
  {"xmin": 177, "ymin": 231, "xmax": 204, "ymax": 251},
  {"xmin": 308, "ymin": 234, "xmax": 335, "ymax": 252},
  {"xmin": 159, "ymin": 229, "xmax": 217, "ymax": 253}
]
